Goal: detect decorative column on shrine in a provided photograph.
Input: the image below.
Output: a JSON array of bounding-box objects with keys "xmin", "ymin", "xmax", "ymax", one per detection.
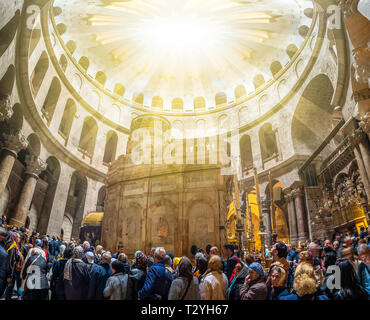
[
  {"xmin": 292, "ymin": 184, "xmax": 308, "ymax": 243},
  {"xmin": 0, "ymin": 132, "xmax": 28, "ymax": 199},
  {"xmin": 9, "ymin": 154, "xmax": 47, "ymax": 227},
  {"xmin": 285, "ymin": 190, "xmax": 298, "ymax": 246},
  {"xmin": 261, "ymin": 197, "xmax": 272, "ymax": 247}
]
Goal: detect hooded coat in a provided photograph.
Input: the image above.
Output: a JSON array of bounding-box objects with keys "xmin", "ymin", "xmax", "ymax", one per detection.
[
  {"xmin": 240, "ymin": 277, "xmax": 268, "ymax": 300},
  {"xmin": 64, "ymin": 260, "xmax": 90, "ymax": 300}
]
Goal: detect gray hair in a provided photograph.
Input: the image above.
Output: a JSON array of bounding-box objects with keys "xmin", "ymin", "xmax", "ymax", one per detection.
[
  {"xmin": 82, "ymin": 241, "xmax": 90, "ymax": 249},
  {"xmin": 154, "ymin": 247, "xmax": 166, "ymax": 262},
  {"xmin": 72, "ymin": 246, "xmax": 84, "ymax": 259},
  {"xmin": 86, "ymin": 251, "xmax": 95, "ymax": 264},
  {"xmin": 101, "ymin": 252, "xmax": 112, "ymax": 264},
  {"xmin": 358, "ymin": 243, "xmax": 369, "ymax": 256},
  {"xmin": 333, "ymin": 240, "xmax": 339, "ymax": 246},
  {"xmin": 163, "ymin": 254, "xmax": 172, "ymax": 266}
]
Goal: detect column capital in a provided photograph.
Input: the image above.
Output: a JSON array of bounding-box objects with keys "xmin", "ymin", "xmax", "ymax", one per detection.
[
  {"xmin": 359, "ymin": 112, "xmax": 370, "ymax": 135},
  {"xmin": 349, "ymin": 127, "xmax": 367, "ymax": 147},
  {"xmin": 1, "ymin": 131, "xmax": 28, "ymax": 155},
  {"xmin": 291, "ymin": 187, "xmax": 304, "ymax": 198},
  {"xmin": 25, "ymin": 154, "xmax": 47, "ymax": 177},
  {"xmin": 0, "ymin": 94, "xmax": 13, "ymax": 122}
]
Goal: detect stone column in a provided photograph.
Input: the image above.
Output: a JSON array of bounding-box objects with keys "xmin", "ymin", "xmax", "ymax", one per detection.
[
  {"xmin": 349, "ymin": 127, "xmax": 370, "ymax": 198},
  {"xmin": 261, "ymin": 198, "xmax": 272, "ymax": 246},
  {"xmin": 285, "ymin": 191, "xmax": 298, "ymax": 246},
  {"xmin": 9, "ymin": 155, "xmax": 46, "ymax": 228},
  {"xmin": 292, "ymin": 186, "xmax": 308, "ymax": 243},
  {"xmin": 0, "ymin": 132, "xmax": 28, "ymax": 199}
]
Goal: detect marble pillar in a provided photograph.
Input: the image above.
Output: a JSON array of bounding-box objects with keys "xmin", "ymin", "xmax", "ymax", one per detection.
[
  {"xmin": 292, "ymin": 186, "xmax": 308, "ymax": 243},
  {"xmin": 261, "ymin": 198, "xmax": 272, "ymax": 246},
  {"xmin": 9, "ymin": 155, "xmax": 46, "ymax": 227},
  {"xmin": 285, "ymin": 191, "xmax": 298, "ymax": 246},
  {"xmin": 0, "ymin": 132, "xmax": 28, "ymax": 199}
]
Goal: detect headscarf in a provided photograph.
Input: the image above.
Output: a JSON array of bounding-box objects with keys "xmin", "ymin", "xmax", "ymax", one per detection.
[
  {"xmin": 134, "ymin": 250, "xmax": 142, "ymax": 258},
  {"xmin": 270, "ymin": 263, "xmax": 287, "ymax": 287},
  {"xmin": 59, "ymin": 245, "xmax": 66, "ymax": 259},
  {"xmin": 134, "ymin": 252, "xmax": 148, "ymax": 271},
  {"xmin": 21, "ymin": 247, "xmax": 45, "ymax": 278},
  {"xmin": 226, "ymin": 263, "xmax": 249, "ymax": 298},
  {"xmin": 64, "ymin": 246, "xmax": 83, "ymax": 281},
  {"xmin": 173, "ymin": 257, "xmax": 181, "ymax": 270},
  {"xmin": 249, "ymin": 262, "xmax": 265, "ymax": 279},
  {"xmin": 5, "ymin": 232, "xmax": 21, "ymax": 258},
  {"xmin": 177, "ymin": 257, "xmax": 193, "ymax": 281},
  {"xmin": 203, "ymin": 255, "xmax": 223, "ymax": 278}
]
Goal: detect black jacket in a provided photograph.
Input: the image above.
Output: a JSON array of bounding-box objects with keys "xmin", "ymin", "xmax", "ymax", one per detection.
[
  {"xmin": 64, "ymin": 260, "xmax": 90, "ymax": 300},
  {"xmin": 50, "ymin": 258, "xmax": 68, "ymax": 300},
  {"xmin": 22, "ymin": 254, "xmax": 49, "ymax": 290},
  {"xmin": 0, "ymin": 243, "xmax": 8, "ymax": 295},
  {"xmin": 127, "ymin": 268, "xmax": 147, "ymax": 300}
]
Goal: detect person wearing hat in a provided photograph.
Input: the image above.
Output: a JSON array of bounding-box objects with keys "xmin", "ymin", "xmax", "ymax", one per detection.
[
  {"xmin": 127, "ymin": 252, "xmax": 148, "ymax": 300},
  {"xmin": 240, "ymin": 262, "xmax": 267, "ymax": 300}
]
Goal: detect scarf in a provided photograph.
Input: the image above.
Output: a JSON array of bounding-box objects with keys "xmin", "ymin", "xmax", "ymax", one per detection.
[
  {"xmin": 64, "ymin": 246, "xmax": 84, "ymax": 281},
  {"xmin": 227, "ymin": 264, "xmax": 249, "ymax": 298}
]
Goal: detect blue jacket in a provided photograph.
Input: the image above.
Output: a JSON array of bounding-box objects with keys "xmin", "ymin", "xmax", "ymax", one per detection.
[
  {"xmin": 88, "ymin": 263, "xmax": 112, "ymax": 300},
  {"xmin": 138, "ymin": 262, "xmax": 172, "ymax": 300},
  {"xmin": 267, "ymin": 287, "xmax": 291, "ymax": 300},
  {"xmin": 49, "ymin": 240, "xmax": 60, "ymax": 257},
  {"xmin": 224, "ymin": 255, "xmax": 239, "ymax": 283},
  {"xmin": 0, "ymin": 244, "xmax": 8, "ymax": 295},
  {"xmin": 280, "ymin": 290, "xmax": 329, "ymax": 300},
  {"xmin": 358, "ymin": 262, "xmax": 370, "ymax": 297},
  {"xmin": 287, "ymin": 250, "xmax": 299, "ymax": 263}
]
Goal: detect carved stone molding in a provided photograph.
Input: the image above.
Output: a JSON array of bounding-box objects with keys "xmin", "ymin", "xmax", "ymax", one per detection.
[
  {"xmin": 359, "ymin": 112, "xmax": 370, "ymax": 134},
  {"xmin": 2, "ymin": 131, "xmax": 28, "ymax": 155},
  {"xmin": 349, "ymin": 127, "xmax": 367, "ymax": 147},
  {"xmin": 291, "ymin": 187, "xmax": 304, "ymax": 198},
  {"xmin": 0, "ymin": 95, "xmax": 13, "ymax": 122},
  {"xmin": 338, "ymin": 0, "xmax": 358, "ymax": 18},
  {"xmin": 25, "ymin": 154, "xmax": 47, "ymax": 177}
]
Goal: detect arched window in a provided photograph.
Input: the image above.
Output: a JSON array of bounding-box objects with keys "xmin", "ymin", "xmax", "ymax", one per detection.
[
  {"xmin": 299, "ymin": 26, "xmax": 309, "ymax": 38},
  {"xmin": 58, "ymin": 99, "xmax": 76, "ymax": 140},
  {"xmin": 240, "ymin": 135, "xmax": 253, "ymax": 172},
  {"xmin": 56, "ymin": 23, "xmax": 67, "ymax": 35},
  {"xmin": 132, "ymin": 92, "xmax": 144, "ymax": 104},
  {"xmin": 53, "ymin": 7, "xmax": 62, "ymax": 16},
  {"xmin": 114, "ymin": 83, "xmax": 125, "ymax": 96},
  {"xmin": 78, "ymin": 117, "xmax": 98, "ymax": 158},
  {"xmin": 65, "ymin": 40, "xmax": 76, "ymax": 54},
  {"xmin": 286, "ymin": 44, "xmax": 298, "ymax": 59},
  {"xmin": 152, "ymin": 96, "xmax": 163, "ymax": 109},
  {"xmin": 30, "ymin": 51, "xmax": 49, "ymax": 96},
  {"xmin": 253, "ymin": 74, "xmax": 265, "ymax": 90},
  {"xmin": 215, "ymin": 92, "xmax": 227, "ymax": 106},
  {"xmin": 41, "ymin": 77, "xmax": 61, "ymax": 124},
  {"xmin": 103, "ymin": 131, "xmax": 118, "ymax": 164},
  {"xmin": 194, "ymin": 96, "xmax": 206, "ymax": 112},
  {"xmin": 59, "ymin": 54, "xmax": 67, "ymax": 72},
  {"xmin": 270, "ymin": 61, "xmax": 283, "ymax": 77},
  {"xmin": 259, "ymin": 123, "xmax": 278, "ymax": 161},
  {"xmin": 78, "ymin": 56, "xmax": 89, "ymax": 71},
  {"xmin": 0, "ymin": 10, "xmax": 20, "ymax": 58},
  {"xmin": 95, "ymin": 71, "xmax": 107, "ymax": 86},
  {"xmin": 172, "ymin": 98, "xmax": 184, "ymax": 111},
  {"xmin": 235, "ymin": 85, "xmax": 247, "ymax": 100}
]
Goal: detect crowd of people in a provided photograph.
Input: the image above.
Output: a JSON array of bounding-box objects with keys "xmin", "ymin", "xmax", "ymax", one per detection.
[{"xmin": 0, "ymin": 214, "xmax": 369, "ymax": 300}]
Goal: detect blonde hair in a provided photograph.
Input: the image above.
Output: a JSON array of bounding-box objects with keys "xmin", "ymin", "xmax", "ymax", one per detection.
[
  {"xmin": 293, "ymin": 262, "xmax": 317, "ymax": 297},
  {"xmin": 203, "ymin": 255, "xmax": 223, "ymax": 278}
]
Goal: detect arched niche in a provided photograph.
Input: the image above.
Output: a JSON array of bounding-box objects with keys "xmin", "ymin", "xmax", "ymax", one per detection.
[
  {"xmin": 239, "ymin": 134, "xmax": 253, "ymax": 173},
  {"xmin": 65, "ymin": 40, "xmax": 76, "ymax": 55},
  {"xmin": 114, "ymin": 83, "xmax": 125, "ymax": 96},
  {"xmin": 270, "ymin": 61, "xmax": 283, "ymax": 77},
  {"xmin": 41, "ymin": 77, "xmax": 61, "ymax": 125},
  {"xmin": 172, "ymin": 97, "xmax": 184, "ymax": 111},
  {"xmin": 259, "ymin": 123, "xmax": 278, "ymax": 161},
  {"xmin": 58, "ymin": 99, "xmax": 76, "ymax": 141},
  {"xmin": 56, "ymin": 23, "xmax": 67, "ymax": 35},
  {"xmin": 235, "ymin": 85, "xmax": 247, "ymax": 100},
  {"xmin": 194, "ymin": 96, "xmax": 206, "ymax": 112},
  {"xmin": 30, "ymin": 51, "xmax": 49, "ymax": 96},
  {"xmin": 291, "ymin": 74, "xmax": 334, "ymax": 155},
  {"xmin": 79, "ymin": 116, "xmax": 98, "ymax": 158},
  {"xmin": 253, "ymin": 74, "xmax": 265, "ymax": 90},
  {"xmin": 95, "ymin": 71, "xmax": 107, "ymax": 86},
  {"xmin": 152, "ymin": 96, "xmax": 163, "ymax": 109},
  {"xmin": 78, "ymin": 56, "xmax": 90, "ymax": 71},
  {"xmin": 215, "ymin": 92, "xmax": 227, "ymax": 106},
  {"xmin": 59, "ymin": 54, "xmax": 67, "ymax": 72},
  {"xmin": 103, "ymin": 130, "xmax": 118, "ymax": 164}
]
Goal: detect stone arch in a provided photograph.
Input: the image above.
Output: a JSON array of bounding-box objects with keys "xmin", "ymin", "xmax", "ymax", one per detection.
[
  {"xmin": 65, "ymin": 40, "xmax": 76, "ymax": 55},
  {"xmin": 61, "ymin": 214, "xmax": 73, "ymax": 241},
  {"xmin": 103, "ymin": 130, "xmax": 118, "ymax": 164},
  {"xmin": 59, "ymin": 54, "xmax": 67, "ymax": 72},
  {"xmin": 149, "ymin": 199, "xmax": 178, "ymax": 253},
  {"xmin": 172, "ymin": 97, "xmax": 184, "ymax": 111},
  {"xmin": 41, "ymin": 77, "xmax": 61, "ymax": 125},
  {"xmin": 235, "ymin": 85, "xmax": 247, "ymax": 100},
  {"xmin": 114, "ymin": 83, "xmax": 125, "ymax": 96},
  {"xmin": 95, "ymin": 71, "xmax": 107, "ymax": 86},
  {"xmin": 239, "ymin": 134, "xmax": 253, "ymax": 173},
  {"xmin": 79, "ymin": 117, "xmax": 98, "ymax": 158},
  {"xmin": 0, "ymin": 64, "xmax": 16, "ymax": 96},
  {"xmin": 78, "ymin": 56, "xmax": 90, "ymax": 71},
  {"xmin": 186, "ymin": 197, "xmax": 218, "ymax": 253},
  {"xmin": 152, "ymin": 96, "xmax": 163, "ymax": 109},
  {"xmin": 291, "ymin": 74, "xmax": 334, "ymax": 155},
  {"xmin": 194, "ymin": 96, "xmax": 206, "ymax": 112},
  {"xmin": 259, "ymin": 123, "xmax": 278, "ymax": 161},
  {"xmin": 215, "ymin": 92, "xmax": 227, "ymax": 106},
  {"xmin": 253, "ymin": 74, "xmax": 265, "ymax": 90},
  {"xmin": 58, "ymin": 99, "xmax": 76, "ymax": 141},
  {"xmin": 270, "ymin": 61, "xmax": 283, "ymax": 77},
  {"xmin": 30, "ymin": 51, "xmax": 49, "ymax": 96},
  {"xmin": 0, "ymin": 10, "xmax": 20, "ymax": 58},
  {"xmin": 65, "ymin": 171, "xmax": 88, "ymax": 239},
  {"xmin": 29, "ymin": 25, "xmax": 41, "ymax": 57},
  {"xmin": 286, "ymin": 43, "xmax": 299, "ymax": 59},
  {"xmin": 37, "ymin": 156, "xmax": 61, "ymax": 234},
  {"xmin": 96, "ymin": 186, "xmax": 106, "ymax": 212}
]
